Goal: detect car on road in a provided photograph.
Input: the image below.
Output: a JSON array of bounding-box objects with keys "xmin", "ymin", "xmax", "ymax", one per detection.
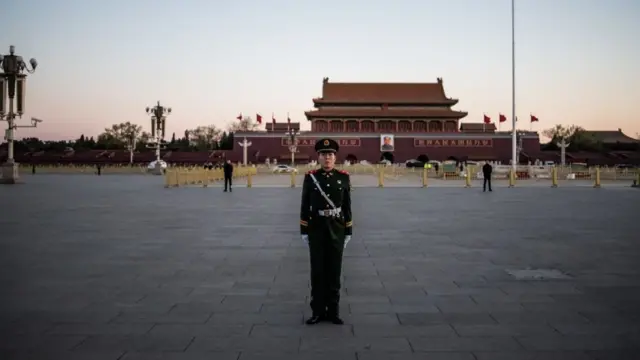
[
  {"xmin": 405, "ymin": 159, "xmax": 424, "ymax": 168},
  {"xmin": 272, "ymin": 165, "xmax": 298, "ymax": 173}
]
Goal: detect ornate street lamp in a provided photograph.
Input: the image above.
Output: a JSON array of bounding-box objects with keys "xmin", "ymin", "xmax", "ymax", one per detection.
[
  {"xmin": 145, "ymin": 101, "xmax": 171, "ymax": 174},
  {"xmin": 0, "ymin": 45, "xmax": 40, "ymax": 184}
]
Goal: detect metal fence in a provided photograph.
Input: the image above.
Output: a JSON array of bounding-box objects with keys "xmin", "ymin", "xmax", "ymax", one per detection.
[{"xmin": 14, "ymin": 163, "xmax": 640, "ymax": 188}]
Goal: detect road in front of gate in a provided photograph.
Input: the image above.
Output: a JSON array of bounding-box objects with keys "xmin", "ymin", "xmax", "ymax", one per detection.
[{"xmin": 0, "ymin": 175, "xmax": 639, "ymax": 360}]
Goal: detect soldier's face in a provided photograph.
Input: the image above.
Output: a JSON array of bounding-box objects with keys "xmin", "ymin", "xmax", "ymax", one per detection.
[{"xmin": 319, "ymin": 152, "xmax": 336, "ymax": 168}]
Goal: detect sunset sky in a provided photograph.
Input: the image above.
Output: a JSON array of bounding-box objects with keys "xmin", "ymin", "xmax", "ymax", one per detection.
[{"xmin": 2, "ymin": 0, "xmax": 639, "ymax": 141}]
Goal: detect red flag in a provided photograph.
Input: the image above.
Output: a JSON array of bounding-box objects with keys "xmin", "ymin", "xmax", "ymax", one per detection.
[
  {"xmin": 530, "ymin": 114, "xmax": 539, "ymax": 122},
  {"xmin": 483, "ymin": 114, "xmax": 491, "ymax": 124},
  {"xmin": 499, "ymin": 114, "xmax": 507, "ymax": 123},
  {"xmin": 236, "ymin": 113, "xmax": 242, "ymax": 120},
  {"xmin": 256, "ymin": 113, "xmax": 262, "ymax": 124}
]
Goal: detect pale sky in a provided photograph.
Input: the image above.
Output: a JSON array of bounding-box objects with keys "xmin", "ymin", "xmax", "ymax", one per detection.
[{"xmin": 2, "ymin": 0, "xmax": 639, "ymax": 141}]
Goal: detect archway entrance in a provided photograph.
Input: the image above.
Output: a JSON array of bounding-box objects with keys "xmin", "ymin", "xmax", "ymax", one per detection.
[
  {"xmin": 345, "ymin": 154, "xmax": 358, "ymax": 163},
  {"xmin": 380, "ymin": 152, "xmax": 394, "ymax": 163},
  {"xmin": 417, "ymin": 154, "xmax": 429, "ymax": 163}
]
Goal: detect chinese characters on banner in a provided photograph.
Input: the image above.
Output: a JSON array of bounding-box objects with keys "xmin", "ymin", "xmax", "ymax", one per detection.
[
  {"xmin": 413, "ymin": 139, "xmax": 493, "ymax": 147},
  {"xmin": 281, "ymin": 138, "xmax": 361, "ymax": 146}
]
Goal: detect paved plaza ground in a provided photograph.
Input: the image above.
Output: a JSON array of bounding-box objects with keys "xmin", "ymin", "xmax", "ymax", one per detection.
[{"xmin": 1, "ymin": 174, "xmax": 639, "ymax": 360}]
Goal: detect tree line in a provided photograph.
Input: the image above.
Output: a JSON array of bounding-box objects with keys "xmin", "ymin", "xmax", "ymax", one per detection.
[
  {"xmin": 3, "ymin": 121, "xmax": 638, "ymax": 153},
  {"xmin": 541, "ymin": 125, "xmax": 639, "ymax": 152},
  {"xmin": 5, "ymin": 116, "xmax": 262, "ymax": 153}
]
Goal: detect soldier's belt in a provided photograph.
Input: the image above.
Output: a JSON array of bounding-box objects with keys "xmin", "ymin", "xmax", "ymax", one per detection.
[{"xmin": 318, "ymin": 207, "xmax": 342, "ymax": 217}]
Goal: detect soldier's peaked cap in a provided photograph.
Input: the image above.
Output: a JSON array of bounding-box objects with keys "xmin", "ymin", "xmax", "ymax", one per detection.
[{"xmin": 315, "ymin": 138, "xmax": 339, "ymax": 153}]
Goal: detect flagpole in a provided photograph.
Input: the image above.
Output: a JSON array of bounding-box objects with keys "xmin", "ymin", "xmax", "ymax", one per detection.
[{"xmin": 511, "ymin": 0, "xmax": 517, "ymax": 171}]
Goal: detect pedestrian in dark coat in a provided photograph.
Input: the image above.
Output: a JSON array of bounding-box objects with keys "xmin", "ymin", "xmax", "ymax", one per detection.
[
  {"xmin": 223, "ymin": 160, "xmax": 233, "ymax": 192},
  {"xmin": 482, "ymin": 161, "xmax": 493, "ymax": 192}
]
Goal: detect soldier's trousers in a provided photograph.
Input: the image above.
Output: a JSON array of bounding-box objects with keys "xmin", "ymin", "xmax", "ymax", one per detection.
[
  {"xmin": 308, "ymin": 228, "xmax": 345, "ymax": 315},
  {"xmin": 224, "ymin": 176, "xmax": 232, "ymax": 190}
]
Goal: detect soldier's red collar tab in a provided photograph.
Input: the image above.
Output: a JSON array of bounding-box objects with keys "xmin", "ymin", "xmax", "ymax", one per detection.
[
  {"xmin": 338, "ymin": 170, "xmax": 349, "ymax": 175},
  {"xmin": 306, "ymin": 170, "xmax": 318, "ymax": 175}
]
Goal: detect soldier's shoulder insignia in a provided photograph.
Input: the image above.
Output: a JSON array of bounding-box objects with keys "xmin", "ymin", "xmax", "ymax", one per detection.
[
  {"xmin": 338, "ymin": 170, "xmax": 349, "ymax": 175},
  {"xmin": 306, "ymin": 170, "xmax": 317, "ymax": 175}
]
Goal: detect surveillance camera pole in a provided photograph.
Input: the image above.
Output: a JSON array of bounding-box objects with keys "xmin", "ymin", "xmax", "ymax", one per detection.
[
  {"xmin": 0, "ymin": 45, "xmax": 39, "ymax": 184},
  {"xmin": 145, "ymin": 101, "xmax": 171, "ymax": 175}
]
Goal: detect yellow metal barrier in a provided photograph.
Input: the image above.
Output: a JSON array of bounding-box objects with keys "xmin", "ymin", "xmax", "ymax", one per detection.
[
  {"xmin": 22, "ymin": 163, "xmax": 640, "ymax": 189},
  {"xmin": 164, "ymin": 167, "xmax": 257, "ymax": 188},
  {"xmin": 422, "ymin": 168, "xmax": 428, "ymax": 188},
  {"xmin": 20, "ymin": 164, "xmax": 148, "ymax": 174}
]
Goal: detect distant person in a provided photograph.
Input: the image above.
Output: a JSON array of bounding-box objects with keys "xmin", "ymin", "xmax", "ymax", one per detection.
[
  {"xmin": 223, "ymin": 160, "xmax": 234, "ymax": 192},
  {"xmin": 482, "ymin": 161, "xmax": 493, "ymax": 192},
  {"xmin": 381, "ymin": 136, "xmax": 394, "ymax": 151},
  {"xmin": 96, "ymin": 164, "xmax": 102, "ymax": 176}
]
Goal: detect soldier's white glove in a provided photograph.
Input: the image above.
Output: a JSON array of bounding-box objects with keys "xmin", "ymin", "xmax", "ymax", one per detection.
[
  {"xmin": 301, "ymin": 235, "xmax": 309, "ymax": 245},
  {"xmin": 344, "ymin": 235, "xmax": 351, "ymax": 249}
]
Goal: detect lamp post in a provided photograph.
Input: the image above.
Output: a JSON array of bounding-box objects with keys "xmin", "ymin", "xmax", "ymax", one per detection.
[
  {"xmin": 287, "ymin": 128, "xmax": 298, "ymax": 167},
  {"xmin": 0, "ymin": 45, "xmax": 39, "ymax": 184},
  {"xmin": 125, "ymin": 135, "xmax": 137, "ymax": 165},
  {"xmin": 510, "ymin": 0, "xmax": 517, "ymax": 173},
  {"xmin": 145, "ymin": 101, "xmax": 171, "ymax": 175}
]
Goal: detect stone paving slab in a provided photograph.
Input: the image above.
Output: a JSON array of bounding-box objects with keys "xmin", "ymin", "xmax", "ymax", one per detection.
[{"xmin": 0, "ymin": 175, "xmax": 639, "ymax": 359}]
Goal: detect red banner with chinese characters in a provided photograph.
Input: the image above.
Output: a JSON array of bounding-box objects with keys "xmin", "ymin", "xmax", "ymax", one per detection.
[
  {"xmin": 281, "ymin": 138, "xmax": 361, "ymax": 147},
  {"xmin": 413, "ymin": 139, "xmax": 493, "ymax": 147}
]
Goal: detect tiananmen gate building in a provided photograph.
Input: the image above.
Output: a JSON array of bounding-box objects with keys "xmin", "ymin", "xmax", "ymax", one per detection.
[{"xmin": 230, "ymin": 77, "xmax": 541, "ymax": 164}]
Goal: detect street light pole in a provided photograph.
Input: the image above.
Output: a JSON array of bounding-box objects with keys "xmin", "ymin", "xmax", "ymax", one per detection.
[
  {"xmin": 511, "ymin": 0, "xmax": 517, "ymax": 172},
  {"xmin": 126, "ymin": 135, "xmax": 137, "ymax": 165},
  {"xmin": 0, "ymin": 45, "xmax": 39, "ymax": 184},
  {"xmin": 287, "ymin": 128, "xmax": 298, "ymax": 167},
  {"xmin": 145, "ymin": 101, "xmax": 171, "ymax": 174}
]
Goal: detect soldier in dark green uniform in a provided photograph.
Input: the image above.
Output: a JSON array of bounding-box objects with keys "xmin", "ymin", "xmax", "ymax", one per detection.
[{"xmin": 300, "ymin": 138, "xmax": 353, "ymax": 325}]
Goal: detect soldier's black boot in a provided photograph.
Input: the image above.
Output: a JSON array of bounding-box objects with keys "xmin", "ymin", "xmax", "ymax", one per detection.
[
  {"xmin": 327, "ymin": 307, "xmax": 344, "ymax": 325},
  {"xmin": 305, "ymin": 313, "xmax": 325, "ymax": 325}
]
